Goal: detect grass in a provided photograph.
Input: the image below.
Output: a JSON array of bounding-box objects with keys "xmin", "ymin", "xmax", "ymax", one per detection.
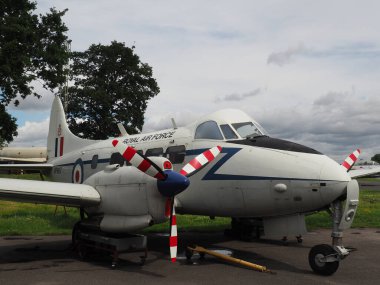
[
  {"xmin": 306, "ymin": 190, "xmax": 380, "ymax": 230},
  {"xmin": 0, "ymin": 202, "xmax": 79, "ymax": 235},
  {"xmin": 0, "ymin": 174, "xmax": 379, "ymax": 235}
]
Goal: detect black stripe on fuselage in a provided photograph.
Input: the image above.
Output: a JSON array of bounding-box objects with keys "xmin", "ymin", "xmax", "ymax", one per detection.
[{"xmin": 227, "ymin": 136, "xmax": 322, "ymax": 154}]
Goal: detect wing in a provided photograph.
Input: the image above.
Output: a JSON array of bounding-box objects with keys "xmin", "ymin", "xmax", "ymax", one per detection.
[
  {"xmin": 349, "ymin": 167, "xmax": 380, "ymax": 179},
  {"xmin": 0, "ymin": 178, "xmax": 100, "ymax": 207},
  {"xmin": 0, "ymin": 163, "xmax": 53, "ymax": 171},
  {"xmin": 0, "ymin": 157, "xmax": 47, "ymax": 163}
]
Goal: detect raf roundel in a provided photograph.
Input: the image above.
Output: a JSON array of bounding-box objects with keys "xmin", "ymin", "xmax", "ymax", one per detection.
[{"xmin": 72, "ymin": 159, "xmax": 84, "ymax": 184}]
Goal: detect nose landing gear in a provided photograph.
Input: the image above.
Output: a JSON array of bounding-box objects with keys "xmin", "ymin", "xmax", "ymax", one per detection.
[{"xmin": 309, "ymin": 179, "xmax": 359, "ymax": 275}]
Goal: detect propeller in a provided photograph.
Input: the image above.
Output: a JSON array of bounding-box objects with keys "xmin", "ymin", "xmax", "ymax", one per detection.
[
  {"xmin": 112, "ymin": 139, "xmax": 222, "ymax": 262},
  {"xmin": 341, "ymin": 149, "xmax": 361, "ymax": 172},
  {"xmin": 165, "ymin": 145, "xmax": 222, "ymax": 262}
]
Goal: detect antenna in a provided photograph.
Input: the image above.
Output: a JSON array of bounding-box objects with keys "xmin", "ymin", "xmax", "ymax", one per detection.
[
  {"xmin": 171, "ymin": 118, "xmax": 178, "ymax": 129},
  {"xmin": 63, "ymin": 40, "xmax": 71, "ymax": 112},
  {"xmin": 117, "ymin": 123, "xmax": 128, "ymax": 136}
]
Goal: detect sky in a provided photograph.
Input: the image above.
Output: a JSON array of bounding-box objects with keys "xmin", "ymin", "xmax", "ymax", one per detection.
[{"xmin": 7, "ymin": 0, "xmax": 380, "ymax": 162}]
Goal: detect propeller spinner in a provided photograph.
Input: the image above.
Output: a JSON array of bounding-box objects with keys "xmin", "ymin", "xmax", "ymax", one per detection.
[{"xmin": 112, "ymin": 139, "xmax": 222, "ymax": 262}]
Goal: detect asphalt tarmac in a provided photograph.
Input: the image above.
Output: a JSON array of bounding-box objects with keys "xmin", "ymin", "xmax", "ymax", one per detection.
[{"xmin": 0, "ymin": 228, "xmax": 379, "ymax": 285}]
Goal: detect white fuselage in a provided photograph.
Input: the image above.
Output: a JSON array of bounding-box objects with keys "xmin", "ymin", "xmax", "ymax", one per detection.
[{"xmin": 47, "ymin": 127, "xmax": 350, "ymax": 219}]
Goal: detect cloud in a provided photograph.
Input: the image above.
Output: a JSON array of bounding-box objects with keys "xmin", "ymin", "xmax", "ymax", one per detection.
[
  {"xmin": 215, "ymin": 89, "xmax": 261, "ymax": 103},
  {"xmin": 142, "ymin": 110, "xmax": 200, "ymax": 133},
  {"xmin": 267, "ymin": 44, "xmax": 308, "ymax": 66},
  {"xmin": 313, "ymin": 91, "xmax": 345, "ymax": 107},
  {"xmin": 256, "ymin": 91, "xmax": 380, "ymax": 161},
  {"xmin": 10, "ymin": 118, "xmax": 50, "ymax": 147},
  {"xmin": 8, "ymin": 91, "xmax": 54, "ymax": 112},
  {"xmin": 7, "ymin": 0, "xmax": 377, "ymax": 161}
]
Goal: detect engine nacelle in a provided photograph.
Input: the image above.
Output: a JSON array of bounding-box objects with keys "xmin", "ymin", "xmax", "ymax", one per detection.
[{"xmin": 83, "ymin": 158, "xmax": 172, "ymax": 232}]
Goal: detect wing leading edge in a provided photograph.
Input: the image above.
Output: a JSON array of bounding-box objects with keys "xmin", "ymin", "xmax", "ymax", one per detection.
[
  {"xmin": 0, "ymin": 178, "xmax": 100, "ymax": 207},
  {"xmin": 349, "ymin": 167, "xmax": 380, "ymax": 179},
  {"xmin": 0, "ymin": 163, "xmax": 53, "ymax": 171}
]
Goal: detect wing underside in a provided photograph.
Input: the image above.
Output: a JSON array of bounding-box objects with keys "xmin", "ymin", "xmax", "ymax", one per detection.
[{"xmin": 0, "ymin": 178, "xmax": 100, "ymax": 207}]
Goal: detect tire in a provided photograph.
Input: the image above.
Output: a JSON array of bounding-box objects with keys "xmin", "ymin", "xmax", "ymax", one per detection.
[{"xmin": 308, "ymin": 244, "xmax": 339, "ymax": 276}]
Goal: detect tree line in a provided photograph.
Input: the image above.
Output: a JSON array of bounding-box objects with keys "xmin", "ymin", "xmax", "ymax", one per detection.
[{"xmin": 0, "ymin": 0, "xmax": 159, "ymax": 145}]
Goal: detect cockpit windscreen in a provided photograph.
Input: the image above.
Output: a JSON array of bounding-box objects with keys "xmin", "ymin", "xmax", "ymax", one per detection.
[{"xmin": 232, "ymin": 122, "xmax": 267, "ymax": 138}]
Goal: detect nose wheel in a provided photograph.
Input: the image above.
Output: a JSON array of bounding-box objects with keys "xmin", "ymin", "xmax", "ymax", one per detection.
[{"xmin": 308, "ymin": 244, "xmax": 339, "ymax": 276}]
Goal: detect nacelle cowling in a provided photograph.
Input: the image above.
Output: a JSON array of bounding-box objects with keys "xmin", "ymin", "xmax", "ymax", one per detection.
[{"xmin": 83, "ymin": 157, "xmax": 173, "ymax": 232}]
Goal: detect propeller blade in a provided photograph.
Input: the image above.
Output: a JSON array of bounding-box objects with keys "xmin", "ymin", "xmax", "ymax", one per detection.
[
  {"xmin": 112, "ymin": 139, "xmax": 166, "ymax": 180},
  {"xmin": 341, "ymin": 149, "xmax": 361, "ymax": 172},
  {"xmin": 169, "ymin": 199, "xmax": 177, "ymax": 263},
  {"xmin": 179, "ymin": 146, "xmax": 222, "ymax": 177}
]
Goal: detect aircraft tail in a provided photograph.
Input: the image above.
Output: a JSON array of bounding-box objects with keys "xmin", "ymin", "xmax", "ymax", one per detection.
[{"xmin": 47, "ymin": 96, "xmax": 96, "ymax": 161}]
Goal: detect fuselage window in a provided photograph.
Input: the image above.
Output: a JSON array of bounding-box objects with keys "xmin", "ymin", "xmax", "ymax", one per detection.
[
  {"xmin": 195, "ymin": 121, "xmax": 224, "ymax": 140},
  {"xmin": 91, "ymin": 154, "xmax": 99, "ymax": 169},
  {"xmin": 110, "ymin": 152, "xmax": 125, "ymax": 166},
  {"xmin": 220, "ymin": 124, "xmax": 238, "ymax": 139},
  {"xmin": 146, "ymin": 148, "xmax": 164, "ymax": 157},
  {"xmin": 166, "ymin": 145, "xmax": 186, "ymax": 164}
]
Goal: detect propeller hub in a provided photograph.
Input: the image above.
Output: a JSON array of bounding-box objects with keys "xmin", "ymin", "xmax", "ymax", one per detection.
[{"xmin": 157, "ymin": 170, "xmax": 190, "ymax": 197}]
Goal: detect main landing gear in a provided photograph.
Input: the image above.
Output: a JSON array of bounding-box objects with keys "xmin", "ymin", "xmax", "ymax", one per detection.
[
  {"xmin": 309, "ymin": 180, "xmax": 359, "ymax": 275},
  {"xmin": 224, "ymin": 218, "xmax": 263, "ymax": 241}
]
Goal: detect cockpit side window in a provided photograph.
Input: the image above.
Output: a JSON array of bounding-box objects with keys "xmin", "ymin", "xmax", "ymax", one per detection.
[
  {"xmin": 220, "ymin": 124, "xmax": 238, "ymax": 139},
  {"xmin": 195, "ymin": 121, "xmax": 224, "ymax": 140}
]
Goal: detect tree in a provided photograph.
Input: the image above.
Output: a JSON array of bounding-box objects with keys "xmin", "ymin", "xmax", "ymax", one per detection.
[
  {"xmin": 371, "ymin": 154, "xmax": 380, "ymax": 164},
  {"xmin": 0, "ymin": 0, "xmax": 69, "ymax": 145},
  {"xmin": 0, "ymin": 104, "xmax": 17, "ymax": 147},
  {"xmin": 0, "ymin": 0, "xmax": 69, "ymax": 105},
  {"xmin": 66, "ymin": 41, "xmax": 160, "ymax": 139}
]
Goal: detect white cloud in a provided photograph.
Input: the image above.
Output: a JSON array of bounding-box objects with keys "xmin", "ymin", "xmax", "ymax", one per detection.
[
  {"xmin": 10, "ymin": 118, "xmax": 49, "ymax": 147},
  {"xmin": 8, "ymin": 85, "xmax": 54, "ymax": 112}
]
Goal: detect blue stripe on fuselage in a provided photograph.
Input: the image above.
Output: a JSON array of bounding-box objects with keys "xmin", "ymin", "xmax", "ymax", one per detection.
[
  {"xmin": 186, "ymin": 147, "xmax": 341, "ymax": 182},
  {"xmin": 55, "ymin": 147, "xmax": 340, "ymax": 182}
]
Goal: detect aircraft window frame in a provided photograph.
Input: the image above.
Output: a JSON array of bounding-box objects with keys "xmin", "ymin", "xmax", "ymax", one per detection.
[
  {"xmin": 232, "ymin": 122, "xmax": 263, "ymax": 138},
  {"xmin": 195, "ymin": 120, "xmax": 224, "ymax": 140},
  {"xmin": 165, "ymin": 145, "xmax": 186, "ymax": 164},
  {"xmin": 220, "ymin": 124, "xmax": 238, "ymax": 139},
  {"xmin": 145, "ymin": 147, "xmax": 164, "ymax": 157},
  {"xmin": 110, "ymin": 152, "xmax": 125, "ymax": 166},
  {"xmin": 91, "ymin": 154, "xmax": 99, "ymax": 169}
]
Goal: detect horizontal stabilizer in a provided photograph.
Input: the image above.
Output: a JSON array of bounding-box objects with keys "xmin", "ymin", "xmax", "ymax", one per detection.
[
  {"xmin": 349, "ymin": 167, "xmax": 380, "ymax": 179},
  {"xmin": 0, "ymin": 178, "xmax": 100, "ymax": 207}
]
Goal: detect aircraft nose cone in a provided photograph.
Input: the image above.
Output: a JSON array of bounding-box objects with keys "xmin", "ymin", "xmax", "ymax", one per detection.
[{"xmin": 319, "ymin": 158, "xmax": 351, "ymax": 204}]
